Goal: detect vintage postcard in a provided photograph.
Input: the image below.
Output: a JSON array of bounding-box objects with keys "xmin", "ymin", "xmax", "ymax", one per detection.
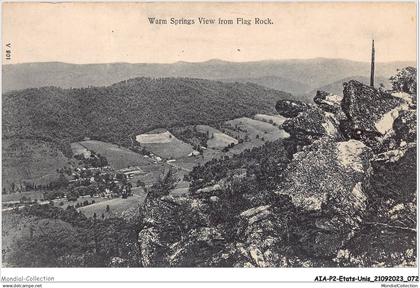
[{"xmin": 1, "ymin": 1, "xmax": 417, "ymax": 286}]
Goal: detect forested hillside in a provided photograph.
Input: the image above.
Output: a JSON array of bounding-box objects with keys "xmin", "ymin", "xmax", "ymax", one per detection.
[{"xmin": 3, "ymin": 77, "xmax": 291, "ymax": 147}]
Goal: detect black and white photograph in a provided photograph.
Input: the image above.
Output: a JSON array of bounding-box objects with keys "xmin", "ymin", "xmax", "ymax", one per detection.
[{"xmin": 1, "ymin": 1, "xmax": 418, "ymax": 286}]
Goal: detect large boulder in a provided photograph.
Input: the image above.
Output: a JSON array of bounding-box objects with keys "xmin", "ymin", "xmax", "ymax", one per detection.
[
  {"xmin": 227, "ymin": 197, "xmax": 301, "ymax": 267},
  {"xmin": 314, "ymin": 91, "xmax": 348, "ymax": 123},
  {"xmin": 282, "ymin": 107, "xmax": 343, "ymax": 144},
  {"xmin": 341, "ymin": 81, "xmax": 408, "ymax": 141},
  {"xmin": 277, "ymin": 137, "xmax": 373, "ymax": 257},
  {"xmin": 276, "ymin": 99, "xmax": 311, "ymax": 118}
]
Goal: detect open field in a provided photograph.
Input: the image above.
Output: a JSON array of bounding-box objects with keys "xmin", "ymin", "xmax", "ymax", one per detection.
[
  {"xmin": 77, "ymin": 194, "xmax": 145, "ymax": 219},
  {"xmin": 165, "ymin": 156, "xmax": 204, "ymax": 172},
  {"xmin": 254, "ymin": 114, "xmax": 287, "ymax": 126},
  {"xmin": 74, "ymin": 140, "xmax": 154, "ymax": 170},
  {"xmin": 222, "ymin": 117, "xmax": 290, "ymax": 155},
  {"xmin": 136, "ymin": 130, "xmax": 173, "ymax": 144},
  {"xmin": 3, "ymin": 190, "xmax": 46, "ymax": 203},
  {"xmin": 136, "ymin": 130, "xmax": 194, "ymax": 159},
  {"xmin": 226, "ymin": 117, "xmax": 288, "ymax": 141},
  {"xmin": 195, "ymin": 125, "xmax": 238, "ymax": 149},
  {"xmin": 51, "ymin": 195, "xmax": 110, "ymax": 210},
  {"xmin": 160, "ymin": 118, "xmax": 290, "ymax": 174},
  {"xmin": 70, "ymin": 142, "xmax": 91, "ymax": 158}
]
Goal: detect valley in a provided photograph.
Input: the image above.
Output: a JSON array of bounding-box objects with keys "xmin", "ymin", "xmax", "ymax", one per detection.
[{"xmin": 2, "ymin": 113, "xmax": 290, "ymax": 222}]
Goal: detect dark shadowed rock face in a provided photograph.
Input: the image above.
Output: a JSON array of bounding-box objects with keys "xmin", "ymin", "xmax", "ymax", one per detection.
[
  {"xmin": 393, "ymin": 110, "xmax": 416, "ymax": 144},
  {"xmin": 282, "ymin": 108, "xmax": 343, "ymax": 144},
  {"xmin": 341, "ymin": 80, "xmax": 407, "ymax": 138},
  {"xmin": 344, "ymin": 144, "xmax": 417, "ymax": 267},
  {"xmin": 370, "ymin": 144, "xmax": 416, "ymax": 203},
  {"xmin": 275, "ymin": 99, "xmax": 311, "ymax": 118},
  {"xmin": 277, "ymin": 137, "xmax": 373, "ymax": 257}
]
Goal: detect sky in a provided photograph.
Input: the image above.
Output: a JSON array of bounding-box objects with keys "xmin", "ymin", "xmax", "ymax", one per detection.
[{"xmin": 3, "ymin": 2, "xmax": 417, "ymax": 64}]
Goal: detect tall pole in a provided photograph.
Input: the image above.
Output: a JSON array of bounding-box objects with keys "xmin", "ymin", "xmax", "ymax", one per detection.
[{"xmin": 370, "ymin": 40, "xmax": 375, "ymax": 87}]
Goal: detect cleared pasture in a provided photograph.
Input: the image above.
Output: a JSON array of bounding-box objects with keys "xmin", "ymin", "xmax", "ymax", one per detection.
[
  {"xmin": 196, "ymin": 125, "xmax": 238, "ymax": 149},
  {"xmin": 3, "ymin": 190, "xmax": 46, "ymax": 203},
  {"xmin": 254, "ymin": 114, "xmax": 287, "ymax": 126},
  {"xmin": 77, "ymin": 194, "xmax": 145, "ymax": 220},
  {"xmin": 70, "ymin": 142, "xmax": 91, "ymax": 158},
  {"xmin": 226, "ymin": 117, "xmax": 288, "ymax": 141},
  {"xmin": 223, "ymin": 117, "xmax": 289, "ymax": 154},
  {"xmin": 74, "ymin": 140, "xmax": 154, "ymax": 170},
  {"xmin": 136, "ymin": 130, "xmax": 194, "ymax": 159},
  {"xmin": 52, "ymin": 195, "xmax": 110, "ymax": 210},
  {"xmin": 136, "ymin": 131, "xmax": 173, "ymax": 144}
]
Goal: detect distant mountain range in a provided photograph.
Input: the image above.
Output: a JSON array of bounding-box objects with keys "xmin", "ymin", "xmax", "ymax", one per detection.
[
  {"xmin": 3, "ymin": 58, "xmax": 414, "ymax": 98},
  {"xmin": 220, "ymin": 76, "xmax": 313, "ymax": 101}
]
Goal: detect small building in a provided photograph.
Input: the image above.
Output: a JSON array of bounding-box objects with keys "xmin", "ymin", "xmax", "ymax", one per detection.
[{"xmin": 188, "ymin": 150, "xmax": 200, "ymax": 157}]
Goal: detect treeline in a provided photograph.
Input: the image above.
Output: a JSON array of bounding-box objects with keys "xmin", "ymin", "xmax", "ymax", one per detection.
[
  {"xmin": 170, "ymin": 126, "xmax": 209, "ymax": 148},
  {"xmin": 3, "ymin": 78, "xmax": 290, "ymax": 154}
]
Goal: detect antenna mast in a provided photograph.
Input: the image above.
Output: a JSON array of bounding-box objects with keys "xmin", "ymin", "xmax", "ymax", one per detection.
[{"xmin": 370, "ymin": 40, "xmax": 375, "ymax": 87}]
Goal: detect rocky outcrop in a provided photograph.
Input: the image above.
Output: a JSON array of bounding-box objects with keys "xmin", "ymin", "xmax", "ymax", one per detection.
[
  {"xmin": 277, "ymin": 137, "xmax": 373, "ymax": 257},
  {"xmin": 137, "ymin": 77, "xmax": 416, "ymax": 267},
  {"xmin": 138, "ymin": 197, "xmax": 180, "ymax": 267},
  {"xmin": 168, "ymin": 227, "xmax": 226, "ymax": 267},
  {"xmin": 211, "ymin": 196, "xmax": 313, "ymax": 267},
  {"xmin": 282, "ymin": 108, "xmax": 343, "ymax": 144},
  {"xmin": 275, "ymin": 99, "xmax": 311, "ymax": 118},
  {"xmin": 341, "ymin": 80, "xmax": 408, "ymax": 141}
]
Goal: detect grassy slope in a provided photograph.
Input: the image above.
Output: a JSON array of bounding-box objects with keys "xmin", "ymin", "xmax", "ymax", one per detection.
[
  {"xmin": 76, "ymin": 140, "xmax": 154, "ymax": 170},
  {"xmin": 77, "ymin": 194, "xmax": 145, "ymax": 219},
  {"xmin": 2, "ymin": 138, "xmax": 69, "ymax": 190}
]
